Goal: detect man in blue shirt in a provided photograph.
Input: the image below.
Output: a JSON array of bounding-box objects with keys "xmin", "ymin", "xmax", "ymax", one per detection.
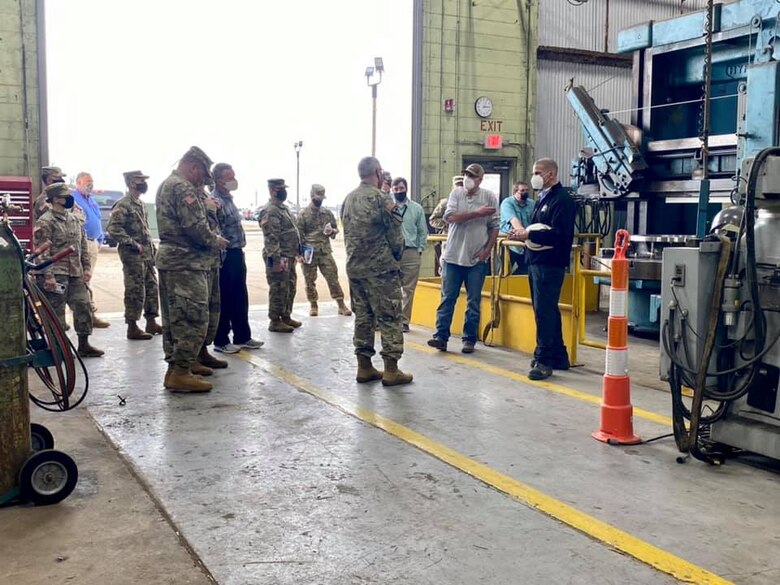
[
  {"xmin": 391, "ymin": 177, "xmax": 428, "ymax": 333},
  {"xmin": 500, "ymin": 181, "xmax": 535, "ymax": 275},
  {"xmin": 73, "ymin": 172, "xmax": 110, "ymax": 328}
]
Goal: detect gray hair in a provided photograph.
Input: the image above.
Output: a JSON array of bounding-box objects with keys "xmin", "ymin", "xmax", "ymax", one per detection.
[
  {"xmin": 534, "ymin": 158, "xmax": 558, "ymax": 175},
  {"xmin": 358, "ymin": 157, "xmax": 381, "ymax": 180},
  {"xmin": 212, "ymin": 163, "xmax": 233, "ymax": 182},
  {"xmin": 76, "ymin": 171, "xmax": 92, "ymax": 182}
]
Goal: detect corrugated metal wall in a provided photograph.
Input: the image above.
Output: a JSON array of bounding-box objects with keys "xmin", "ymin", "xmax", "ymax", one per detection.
[
  {"xmin": 535, "ymin": 59, "xmax": 632, "ymax": 177},
  {"xmin": 535, "ymin": 0, "xmax": 711, "ymax": 177}
]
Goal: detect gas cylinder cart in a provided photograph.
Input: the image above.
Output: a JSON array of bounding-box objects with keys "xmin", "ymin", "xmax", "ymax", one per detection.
[{"xmin": 0, "ymin": 193, "xmax": 89, "ymax": 506}]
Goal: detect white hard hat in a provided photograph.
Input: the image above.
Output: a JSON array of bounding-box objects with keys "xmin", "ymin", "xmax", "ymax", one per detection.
[{"xmin": 525, "ymin": 223, "xmax": 554, "ymax": 251}]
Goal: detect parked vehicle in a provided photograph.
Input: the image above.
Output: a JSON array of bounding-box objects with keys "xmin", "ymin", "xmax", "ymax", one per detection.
[{"xmin": 91, "ymin": 190, "xmax": 123, "ymax": 247}]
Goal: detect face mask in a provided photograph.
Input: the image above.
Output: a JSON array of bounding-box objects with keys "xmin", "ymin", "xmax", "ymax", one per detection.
[
  {"xmin": 464, "ymin": 177, "xmax": 476, "ymax": 191},
  {"xmin": 63, "ymin": 195, "xmax": 75, "ymax": 209},
  {"xmin": 276, "ymin": 189, "xmax": 287, "ymax": 202},
  {"xmin": 393, "ymin": 191, "xmax": 407, "ymax": 202},
  {"xmin": 312, "ymin": 198, "xmax": 323, "ymax": 207},
  {"xmin": 531, "ymin": 174, "xmax": 544, "ymax": 190},
  {"xmin": 52, "ymin": 177, "xmax": 65, "ymax": 185},
  {"xmin": 135, "ymin": 182, "xmax": 148, "ymax": 194},
  {"xmin": 520, "ymin": 193, "xmax": 529, "ymax": 201},
  {"xmin": 223, "ymin": 179, "xmax": 238, "ymax": 191}
]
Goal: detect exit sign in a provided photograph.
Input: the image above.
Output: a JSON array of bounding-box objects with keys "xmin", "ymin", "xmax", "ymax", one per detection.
[{"xmin": 484, "ymin": 134, "xmax": 502, "ymax": 149}]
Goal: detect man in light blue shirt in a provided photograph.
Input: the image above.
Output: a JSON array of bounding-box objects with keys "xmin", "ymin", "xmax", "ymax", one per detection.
[
  {"xmin": 72, "ymin": 171, "xmax": 110, "ymax": 328},
  {"xmin": 391, "ymin": 177, "xmax": 428, "ymax": 333},
  {"xmin": 500, "ymin": 180, "xmax": 535, "ymax": 275}
]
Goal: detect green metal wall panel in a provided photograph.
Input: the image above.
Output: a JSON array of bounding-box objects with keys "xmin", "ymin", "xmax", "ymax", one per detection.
[{"xmin": 419, "ymin": 0, "xmax": 537, "ymax": 210}]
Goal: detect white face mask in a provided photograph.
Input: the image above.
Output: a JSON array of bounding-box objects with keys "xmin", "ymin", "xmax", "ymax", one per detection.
[
  {"xmin": 223, "ymin": 179, "xmax": 238, "ymax": 191},
  {"xmin": 463, "ymin": 177, "xmax": 476, "ymax": 191},
  {"xmin": 530, "ymin": 174, "xmax": 544, "ymax": 191}
]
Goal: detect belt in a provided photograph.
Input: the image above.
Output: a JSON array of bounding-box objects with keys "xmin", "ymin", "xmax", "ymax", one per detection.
[{"xmin": 87, "ymin": 237, "xmax": 98, "ymax": 241}]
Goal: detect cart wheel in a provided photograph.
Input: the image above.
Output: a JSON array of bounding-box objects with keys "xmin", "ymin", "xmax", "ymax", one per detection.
[
  {"xmin": 30, "ymin": 423, "xmax": 55, "ymax": 452},
  {"xmin": 18, "ymin": 449, "xmax": 78, "ymax": 505}
]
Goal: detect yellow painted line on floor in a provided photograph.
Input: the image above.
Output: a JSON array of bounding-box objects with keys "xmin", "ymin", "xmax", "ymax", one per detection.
[
  {"xmin": 237, "ymin": 352, "xmax": 730, "ymax": 585},
  {"xmin": 407, "ymin": 341, "xmax": 673, "ymax": 427}
]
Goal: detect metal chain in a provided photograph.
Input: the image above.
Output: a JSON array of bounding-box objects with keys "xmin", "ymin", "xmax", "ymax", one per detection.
[{"xmin": 698, "ymin": 0, "xmax": 715, "ymax": 177}]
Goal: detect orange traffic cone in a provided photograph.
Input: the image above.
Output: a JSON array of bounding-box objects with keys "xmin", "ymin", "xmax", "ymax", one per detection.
[{"xmin": 593, "ymin": 229, "xmax": 640, "ymax": 445}]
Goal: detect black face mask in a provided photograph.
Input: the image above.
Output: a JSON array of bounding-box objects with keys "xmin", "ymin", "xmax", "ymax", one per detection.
[
  {"xmin": 312, "ymin": 198, "xmax": 323, "ymax": 207},
  {"xmin": 393, "ymin": 191, "xmax": 407, "ymax": 202},
  {"xmin": 135, "ymin": 182, "xmax": 148, "ymax": 194},
  {"xmin": 51, "ymin": 177, "xmax": 65, "ymax": 185},
  {"xmin": 519, "ymin": 193, "xmax": 529, "ymax": 201},
  {"xmin": 63, "ymin": 195, "xmax": 75, "ymax": 209},
  {"xmin": 276, "ymin": 189, "xmax": 288, "ymax": 202}
]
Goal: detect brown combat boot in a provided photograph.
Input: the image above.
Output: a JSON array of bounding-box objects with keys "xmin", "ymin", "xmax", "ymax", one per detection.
[
  {"xmin": 309, "ymin": 302, "xmax": 318, "ymax": 317},
  {"xmin": 190, "ymin": 362, "xmax": 213, "ymax": 376},
  {"xmin": 337, "ymin": 300, "xmax": 352, "ymax": 316},
  {"xmin": 356, "ymin": 355, "xmax": 383, "ymax": 383},
  {"xmin": 77, "ymin": 335, "xmax": 104, "ymax": 358},
  {"xmin": 164, "ymin": 365, "xmax": 173, "ymax": 387},
  {"xmin": 165, "ymin": 366, "xmax": 212, "ymax": 393},
  {"xmin": 145, "ymin": 317, "xmax": 163, "ymax": 335},
  {"xmin": 198, "ymin": 347, "xmax": 228, "ymax": 369},
  {"xmin": 127, "ymin": 321, "xmax": 153, "ymax": 340},
  {"xmin": 269, "ymin": 318, "xmax": 294, "ymax": 333},
  {"xmin": 382, "ymin": 357, "xmax": 413, "ymax": 387},
  {"xmin": 282, "ymin": 315, "xmax": 302, "ymax": 328},
  {"xmin": 92, "ymin": 314, "xmax": 111, "ymax": 328}
]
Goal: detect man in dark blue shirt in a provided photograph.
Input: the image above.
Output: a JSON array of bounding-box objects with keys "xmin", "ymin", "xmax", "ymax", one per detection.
[{"xmin": 73, "ymin": 172, "xmax": 110, "ymax": 328}]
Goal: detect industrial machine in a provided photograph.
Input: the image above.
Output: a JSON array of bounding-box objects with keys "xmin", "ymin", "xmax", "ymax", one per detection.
[{"xmin": 566, "ymin": 0, "xmax": 780, "ymax": 332}]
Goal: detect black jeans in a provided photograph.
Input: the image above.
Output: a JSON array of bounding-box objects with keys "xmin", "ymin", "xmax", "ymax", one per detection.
[
  {"xmin": 528, "ymin": 263, "xmax": 569, "ymax": 367},
  {"xmin": 509, "ymin": 249, "xmax": 528, "ymax": 275},
  {"xmin": 214, "ymin": 249, "xmax": 252, "ymax": 346}
]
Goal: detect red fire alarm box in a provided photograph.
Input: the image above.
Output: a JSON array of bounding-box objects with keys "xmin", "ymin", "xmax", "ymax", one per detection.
[
  {"xmin": 484, "ymin": 134, "xmax": 503, "ymax": 150},
  {"xmin": 0, "ymin": 176, "xmax": 34, "ymax": 249},
  {"xmin": 444, "ymin": 98, "xmax": 454, "ymax": 113}
]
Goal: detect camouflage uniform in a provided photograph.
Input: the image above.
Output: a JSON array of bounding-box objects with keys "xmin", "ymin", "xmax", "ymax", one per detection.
[
  {"xmin": 342, "ymin": 181, "xmax": 405, "ymax": 360},
  {"xmin": 33, "ymin": 208, "xmax": 93, "ymax": 335},
  {"xmin": 202, "ymin": 192, "xmax": 223, "ymax": 347},
  {"xmin": 297, "ymin": 204, "xmax": 345, "ymax": 303},
  {"xmin": 156, "ymin": 168, "xmax": 220, "ymax": 369},
  {"xmin": 260, "ymin": 198, "xmax": 301, "ymax": 321},
  {"xmin": 106, "ymin": 192, "xmax": 159, "ymax": 322}
]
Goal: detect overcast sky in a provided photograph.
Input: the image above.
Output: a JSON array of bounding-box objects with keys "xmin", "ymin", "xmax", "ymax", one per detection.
[{"xmin": 45, "ymin": 0, "xmax": 413, "ymax": 207}]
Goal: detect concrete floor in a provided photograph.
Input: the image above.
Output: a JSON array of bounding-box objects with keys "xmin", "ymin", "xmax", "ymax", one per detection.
[
  {"xmin": 3, "ymin": 227, "xmax": 779, "ymax": 584},
  {"xmin": 9, "ymin": 303, "xmax": 774, "ymax": 585}
]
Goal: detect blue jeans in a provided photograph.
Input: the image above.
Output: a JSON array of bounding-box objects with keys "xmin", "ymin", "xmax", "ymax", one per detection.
[
  {"xmin": 528, "ymin": 263, "xmax": 569, "ymax": 366},
  {"xmin": 434, "ymin": 261, "xmax": 488, "ymax": 344}
]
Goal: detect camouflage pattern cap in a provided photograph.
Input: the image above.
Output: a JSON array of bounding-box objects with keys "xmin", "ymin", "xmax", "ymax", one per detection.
[
  {"xmin": 41, "ymin": 166, "xmax": 66, "ymax": 179},
  {"xmin": 268, "ymin": 178, "xmax": 289, "ymax": 190},
  {"xmin": 43, "ymin": 182, "xmax": 72, "ymax": 201},
  {"xmin": 182, "ymin": 146, "xmax": 214, "ymax": 179},
  {"xmin": 123, "ymin": 170, "xmax": 150, "ymax": 182},
  {"xmin": 311, "ymin": 183, "xmax": 326, "ymax": 197}
]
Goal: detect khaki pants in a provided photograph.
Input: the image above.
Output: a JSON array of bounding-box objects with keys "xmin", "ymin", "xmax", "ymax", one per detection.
[
  {"xmin": 86, "ymin": 239, "xmax": 100, "ymax": 312},
  {"xmin": 399, "ymin": 247, "xmax": 422, "ymax": 325}
]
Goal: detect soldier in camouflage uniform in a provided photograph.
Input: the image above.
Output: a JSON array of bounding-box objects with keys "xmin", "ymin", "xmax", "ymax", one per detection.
[
  {"xmin": 33, "ymin": 183, "xmax": 103, "ymax": 357},
  {"xmin": 196, "ymin": 181, "xmax": 229, "ymax": 375},
  {"xmin": 342, "ymin": 157, "xmax": 413, "ymax": 386},
  {"xmin": 156, "ymin": 146, "xmax": 229, "ymax": 393},
  {"xmin": 260, "ymin": 178, "xmax": 302, "ymax": 333},
  {"xmin": 106, "ymin": 170, "xmax": 163, "ymax": 341},
  {"xmin": 297, "ymin": 183, "xmax": 351, "ymax": 317}
]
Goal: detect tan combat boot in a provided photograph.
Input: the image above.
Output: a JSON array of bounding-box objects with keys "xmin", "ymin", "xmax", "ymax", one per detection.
[
  {"xmin": 269, "ymin": 318, "xmax": 294, "ymax": 333},
  {"xmin": 165, "ymin": 366, "xmax": 212, "ymax": 393},
  {"xmin": 198, "ymin": 347, "xmax": 228, "ymax": 369},
  {"xmin": 282, "ymin": 315, "xmax": 302, "ymax": 328},
  {"xmin": 337, "ymin": 299, "xmax": 352, "ymax": 316},
  {"xmin": 382, "ymin": 357, "xmax": 413, "ymax": 387},
  {"xmin": 127, "ymin": 320, "xmax": 153, "ymax": 340},
  {"xmin": 309, "ymin": 302, "xmax": 318, "ymax": 317},
  {"xmin": 92, "ymin": 314, "xmax": 111, "ymax": 328},
  {"xmin": 164, "ymin": 364, "xmax": 173, "ymax": 387},
  {"xmin": 190, "ymin": 362, "xmax": 213, "ymax": 376},
  {"xmin": 77, "ymin": 335, "xmax": 104, "ymax": 358},
  {"xmin": 145, "ymin": 317, "xmax": 163, "ymax": 335},
  {"xmin": 356, "ymin": 355, "xmax": 383, "ymax": 383}
]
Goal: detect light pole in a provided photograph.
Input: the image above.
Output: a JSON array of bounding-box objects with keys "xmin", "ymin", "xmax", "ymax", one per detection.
[
  {"xmin": 294, "ymin": 140, "xmax": 303, "ymax": 212},
  {"xmin": 365, "ymin": 57, "xmax": 384, "ymax": 157}
]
